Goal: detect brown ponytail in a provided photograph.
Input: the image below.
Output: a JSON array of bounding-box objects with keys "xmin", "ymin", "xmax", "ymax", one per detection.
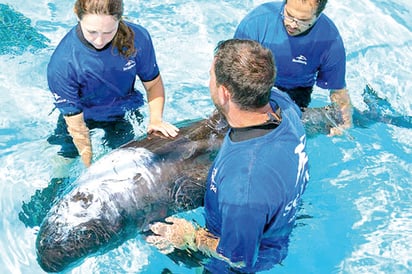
[{"xmin": 113, "ymin": 20, "xmax": 135, "ymax": 58}]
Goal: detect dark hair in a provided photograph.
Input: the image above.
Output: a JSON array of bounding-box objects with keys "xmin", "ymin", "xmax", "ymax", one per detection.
[
  {"xmin": 74, "ymin": 0, "xmax": 135, "ymax": 57},
  {"xmin": 284, "ymin": 0, "xmax": 328, "ymax": 17},
  {"xmin": 213, "ymin": 39, "xmax": 275, "ymax": 110}
]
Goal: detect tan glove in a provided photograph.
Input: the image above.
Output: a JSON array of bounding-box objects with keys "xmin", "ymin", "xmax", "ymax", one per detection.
[{"xmin": 64, "ymin": 113, "xmax": 92, "ymax": 167}]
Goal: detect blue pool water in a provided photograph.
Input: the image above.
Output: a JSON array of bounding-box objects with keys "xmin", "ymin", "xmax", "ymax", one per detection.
[{"xmin": 0, "ymin": 0, "xmax": 411, "ymax": 273}]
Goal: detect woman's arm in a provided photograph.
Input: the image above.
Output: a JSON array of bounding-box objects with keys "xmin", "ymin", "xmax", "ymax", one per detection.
[{"xmin": 142, "ymin": 74, "xmax": 179, "ymax": 138}]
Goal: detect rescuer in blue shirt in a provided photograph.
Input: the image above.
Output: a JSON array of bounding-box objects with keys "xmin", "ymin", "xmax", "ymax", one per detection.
[
  {"xmin": 147, "ymin": 39, "xmax": 309, "ymax": 273},
  {"xmin": 47, "ymin": 0, "xmax": 178, "ymax": 167},
  {"xmin": 234, "ymin": 0, "xmax": 353, "ymax": 136}
]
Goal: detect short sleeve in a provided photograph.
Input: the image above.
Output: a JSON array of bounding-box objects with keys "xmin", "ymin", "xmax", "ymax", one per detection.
[
  {"xmin": 316, "ymin": 36, "xmax": 346, "ymax": 90},
  {"xmin": 132, "ymin": 25, "xmax": 160, "ymax": 82}
]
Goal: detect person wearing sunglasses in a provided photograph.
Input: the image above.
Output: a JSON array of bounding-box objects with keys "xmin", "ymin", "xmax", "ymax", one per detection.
[{"xmin": 234, "ymin": 0, "xmax": 352, "ymax": 136}]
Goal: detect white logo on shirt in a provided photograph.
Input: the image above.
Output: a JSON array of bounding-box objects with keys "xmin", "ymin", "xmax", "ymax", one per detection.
[
  {"xmin": 123, "ymin": 60, "xmax": 136, "ymax": 71},
  {"xmin": 52, "ymin": 92, "xmax": 66, "ymax": 103},
  {"xmin": 209, "ymin": 167, "xmax": 218, "ymax": 193},
  {"xmin": 294, "ymin": 135, "xmax": 309, "ymax": 187},
  {"xmin": 292, "ymin": 55, "xmax": 307, "ymax": 65},
  {"xmin": 283, "ymin": 135, "xmax": 309, "ymax": 223}
]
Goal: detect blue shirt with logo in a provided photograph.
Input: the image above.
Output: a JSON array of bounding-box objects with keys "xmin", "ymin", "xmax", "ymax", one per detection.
[
  {"xmin": 47, "ymin": 22, "xmax": 159, "ymax": 121},
  {"xmin": 234, "ymin": 2, "xmax": 346, "ymax": 90},
  {"xmin": 204, "ymin": 89, "xmax": 309, "ymax": 272}
]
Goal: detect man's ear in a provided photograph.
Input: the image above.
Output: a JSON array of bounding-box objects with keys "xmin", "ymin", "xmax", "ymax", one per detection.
[{"xmin": 218, "ymin": 85, "xmax": 231, "ymax": 106}]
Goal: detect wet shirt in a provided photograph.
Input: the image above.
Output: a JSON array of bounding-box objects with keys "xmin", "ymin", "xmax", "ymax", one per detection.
[
  {"xmin": 47, "ymin": 22, "xmax": 159, "ymax": 121},
  {"xmin": 234, "ymin": 2, "xmax": 346, "ymax": 90},
  {"xmin": 204, "ymin": 89, "xmax": 309, "ymax": 272}
]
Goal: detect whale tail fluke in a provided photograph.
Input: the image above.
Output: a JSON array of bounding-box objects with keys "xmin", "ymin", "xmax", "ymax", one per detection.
[
  {"xmin": 358, "ymin": 84, "xmax": 412, "ymax": 129},
  {"xmin": 303, "ymin": 84, "xmax": 412, "ymax": 137}
]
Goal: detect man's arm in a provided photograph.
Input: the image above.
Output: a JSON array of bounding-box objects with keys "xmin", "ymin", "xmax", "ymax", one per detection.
[{"xmin": 329, "ymin": 88, "xmax": 353, "ymax": 136}]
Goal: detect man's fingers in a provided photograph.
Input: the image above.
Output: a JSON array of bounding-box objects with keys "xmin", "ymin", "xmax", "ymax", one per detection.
[
  {"xmin": 146, "ymin": 235, "xmax": 175, "ymax": 254},
  {"xmin": 149, "ymin": 222, "xmax": 170, "ymax": 236},
  {"xmin": 165, "ymin": 216, "xmax": 180, "ymax": 223}
]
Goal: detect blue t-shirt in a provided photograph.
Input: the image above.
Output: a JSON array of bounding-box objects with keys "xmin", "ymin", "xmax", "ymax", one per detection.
[
  {"xmin": 234, "ymin": 2, "xmax": 346, "ymax": 90},
  {"xmin": 47, "ymin": 22, "xmax": 160, "ymax": 121},
  {"xmin": 204, "ymin": 89, "xmax": 309, "ymax": 272}
]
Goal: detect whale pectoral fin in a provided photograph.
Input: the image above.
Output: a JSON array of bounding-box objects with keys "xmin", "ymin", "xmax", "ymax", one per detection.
[
  {"xmin": 19, "ymin": 177, "xmax": 73, "ymax": 228},
  {"xmin": 170, "ymin": 176, "xmax": 205, "ymax": 211}
]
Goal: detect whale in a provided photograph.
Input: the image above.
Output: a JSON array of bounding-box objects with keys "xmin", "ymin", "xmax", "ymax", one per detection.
[
  {"xmin": 35, "ymin": 110, "xmax": 227, "ymax": 272},
  {"xmin": 33, "ymin": 85, "xmax": 411, "ymax": 272}
]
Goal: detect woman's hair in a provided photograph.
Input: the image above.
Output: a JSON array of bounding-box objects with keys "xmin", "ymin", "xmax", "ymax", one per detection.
[
  {"xmin": 213, "ymin": 39, "xmax": 276, "ymax": 111},
  {"xmin": 74, "ymin": 0, "xmax": 135, "ymax": 57}
]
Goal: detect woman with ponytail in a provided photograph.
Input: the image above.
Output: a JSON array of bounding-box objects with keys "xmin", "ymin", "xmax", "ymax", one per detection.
[{"xmin": 47, "ymin": 0, "xmax": 178, "ymax": 167}]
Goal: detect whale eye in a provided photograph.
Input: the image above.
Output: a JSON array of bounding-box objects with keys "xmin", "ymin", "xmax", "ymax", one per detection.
[{"xmin": 71, "ymin": 192, "xmax": 93, "ymax": 208}]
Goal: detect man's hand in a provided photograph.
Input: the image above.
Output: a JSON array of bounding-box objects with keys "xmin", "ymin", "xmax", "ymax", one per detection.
[
  {"xmin": 146, "ymin": 217, "xmax": 197, "ymax": 254},
  {"xmin": 146, "ymin": 217, "xmax": 244, "ymax": 268}
]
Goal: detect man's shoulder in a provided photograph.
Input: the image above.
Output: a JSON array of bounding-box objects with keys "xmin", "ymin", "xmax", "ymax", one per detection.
[
  {"xmin": 243, "ymin": 2, "xmax": 281, "ymax": 21},
  {"xmin": 235, "ymin": 2, "xmax": 282, "ymax": 38},
  {"xmin": 270, "ymin": 89, "xmax": 302, "ymax": 116},
  {"xmin": 314, "ymin": 14, "xmax": 342, "ymax": 37}
]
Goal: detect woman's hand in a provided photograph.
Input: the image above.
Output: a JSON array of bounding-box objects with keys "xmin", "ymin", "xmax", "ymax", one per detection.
[{"xmin": 147, "ymin": 120, "xmax": 179, "ymax": 138}]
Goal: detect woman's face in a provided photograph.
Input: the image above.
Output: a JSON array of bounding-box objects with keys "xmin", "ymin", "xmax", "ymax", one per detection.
[{"xmin": 79, "ymin": 14, "xmax": 119, "ymax": 49}]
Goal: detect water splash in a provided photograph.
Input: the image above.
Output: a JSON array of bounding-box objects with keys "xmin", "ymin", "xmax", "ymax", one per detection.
[{"xmin": 0, "ymin": 4, "xmax": 49, "ymax": 55}]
